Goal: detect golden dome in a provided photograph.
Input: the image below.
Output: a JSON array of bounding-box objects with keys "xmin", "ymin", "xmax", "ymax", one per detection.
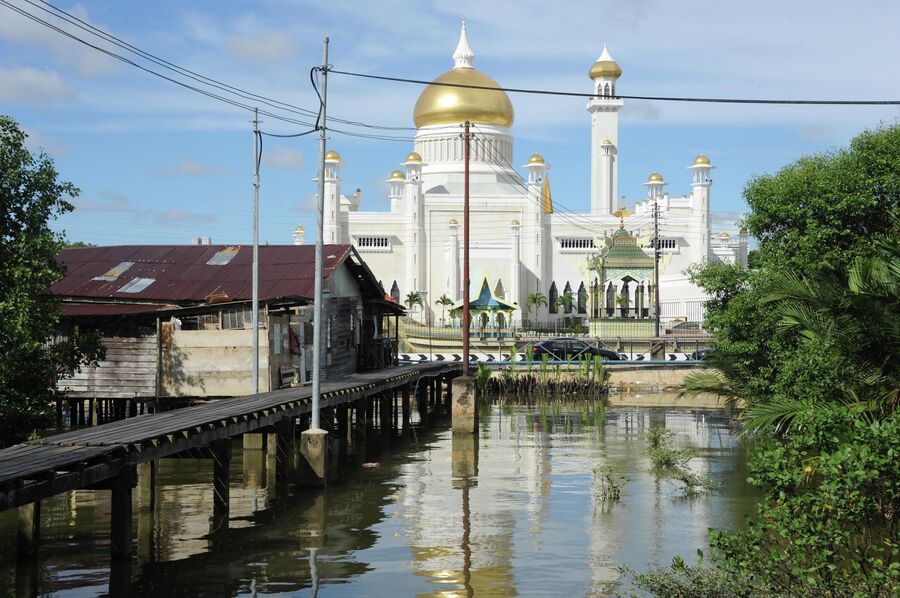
[
  {"xmin": 324, "ymin": 150, "xmax": 341, "ymax": 162},
  {"xmin": 413, "ymin": 67, "xmax": 515, "ymax": 128},
  {"xmin": 388, "ymin": 170, "xmax": 405, "ymax": 181},
  {"xmin": 647, "ymin": 172, "xmax": 664, "ymax": 183},
  {"xmin": 405, "ymin": 151, "xmax": 422, "ymax": 163},
  {"xmin": 719, "ymin": 231, "xmax": 731, "ymax": 238},
  {"xmin": 739, "ymin": 226, "xmax": 748, "ymax": 235},
  {"xmin": 693, "ymin": 154, "xmax": 711, "ymax": 166},
  {"xmin": 294, "ymin": 225, "xmax": 304, "ymax": 232},
  {"xmin": 602, "ymin": 138, "xmax": 614, "ymax": 145},
  {"xmin": 511, "ymin": 219, "xmax": 520, "ymax": 225},
  {"xmin": 589, "ymin": 44, "xmax": 622, "ymax": 80},
  {"xmin": 449, "ymin": 218, "xmax": 458, "ymax": 225},
  {"xmin": 527, "ymin": 153, "xmax": 545, "ymax": 164}
]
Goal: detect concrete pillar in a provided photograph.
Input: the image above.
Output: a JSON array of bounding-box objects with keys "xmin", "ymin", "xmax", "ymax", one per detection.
[
  {"xmin": 211, "ymin": 439, "xmax": 231, "ymax": 533},
  {"xmin": 243, "ymin": 432, "xmax": 267, "ymax": 451},
  {"xmin": 300, "ymin": 428, "xmax": 329, "ymax": 487},
  {"xmin": 17, "ymin": 501, "xmax": 40, "ymax": 558},
  {"xmin": 110, "ymin": 469, "xmax": 135, "ymax": 558},
  {"xmin": 451, "ymin": 376, "xmax": 477, "ymax": 434},
  {"xmin": 137, "ymin": 461, "xmax": 156, "ymax": 512},
  {"xmin": 451, "ymin": 431, "xmax": 479, "ymax": 482}
]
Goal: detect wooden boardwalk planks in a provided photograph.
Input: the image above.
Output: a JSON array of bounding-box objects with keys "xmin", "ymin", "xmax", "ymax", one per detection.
[{"xmin": 0, "ymin": 362, "xmax": 457, "ymax": 510}]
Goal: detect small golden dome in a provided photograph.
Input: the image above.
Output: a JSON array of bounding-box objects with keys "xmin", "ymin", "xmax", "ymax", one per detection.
[
  {"xmin": 324, "ymin": 150, "xmax": 341, "ymax": 162},
  {"xmin": 405, "ymin": 151, "xmax": 422, "ymax": 163},
  {"xmin": 511, "ymin": 219, "xmax": 520, "ymax": 225},
  {"xmin": 602, "ymin": 138, "xmax": 614, "ymax": 145},
  {"xmin": 449, "ymin": 218, "xmax": 458, "ymax": 225},
  {"xmin": 294, "ymin": 225, "xmax": 304, "ymax": 232},
  {"xmin": 589, "ymin": 44, "xmax": 622, "ymax": 80},
  {"xmin": 527, "ymin": 153, "xmax": 545, "ymax": 164},
  {"xmin": 647, "ymin": 172, "xmax": 664, "ymax": 183},
  {"xmin": 739, "ymin": 226, "xmax": 748, "ymax": 235},
  {"xmin": 719, "ymin": 231, "xmax": 731, "ymax": 238},
  {"xmin": 388, "ymin": 170, "xmax": 405, "ymax": 181},
  {"xmin": 413, "ymin": 67, "xmax": 515, "ymax": 128},
  {"xmin": 693, "ymin": 154, "xmax": 711, "ymax": 166}
]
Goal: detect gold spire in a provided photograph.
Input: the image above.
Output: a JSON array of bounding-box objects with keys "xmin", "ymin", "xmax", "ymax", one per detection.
[
  {"xmin": 542, "ymin": 175, "xmax": 553, "ymax": 214},
  {"xmin": 612, "ymin": 205, "xmax": 632, "ymax": 229}
]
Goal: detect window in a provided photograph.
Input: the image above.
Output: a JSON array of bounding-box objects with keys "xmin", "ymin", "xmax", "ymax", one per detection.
[
  {"xmin": 356, "ymin": 236, "xmax": 391, "ymax": 252},
  {"xmin": 645, "ymin": 238, "xmax": 678, "ymax": 251},
  {"xmin": 117, "ymin": 277, "xmax": 155, "ymax": 293},
  {"xmin": 93, "ymin": 261, "xmax": 134, "ymax": 281},
  {"xmin": 560, "ymin": 238, "xmax": 597, "ymax": 252},
  {"xmin": 221, "ymin": 306, "xmax": 265, "ymax": 330}
]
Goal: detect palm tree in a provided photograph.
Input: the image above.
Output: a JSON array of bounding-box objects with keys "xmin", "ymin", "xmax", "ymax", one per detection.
[
  {"xmin": 558, "ymin": 292, "xmax": 575, "ymax": 328},
  {"xmin": 683, "ymin": 235, "xmax": 899, "ymax": 435},
  {"xmin": 436, "ymin": 294, "xmax": 454, "ymax": 326},
  {"xmin": 526, "ymin": 292, "xmax": 547, "ymax": 325},
  {"xmin": 404, "ymin": 291, "xmax": 424, "ymax": 313}
]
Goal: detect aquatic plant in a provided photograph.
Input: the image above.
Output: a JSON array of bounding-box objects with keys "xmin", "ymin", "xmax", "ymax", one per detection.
[
  {"xmin": 474, "ymin": 362, "xmax": 492, "ymax": 397},
  {"xmin": 592, "ymin": 463, "xmax": 625, "ymax": 504}
]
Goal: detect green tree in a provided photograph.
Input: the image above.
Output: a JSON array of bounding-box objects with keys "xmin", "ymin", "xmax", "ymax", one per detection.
[
  {"xmin": 435, "ymin": 293, "xmax": 454, "ymax": 325},
  {"xmin": 0, "ymin": 116, "xmax": 104, "ymax": 446},
  {"xmin": 404, "ymin": 291, "xmax": 424, "ymax": 313},
  {"xmin": 557, "ymin": 292, "xmax": 575, "ymax": 327},
  {"xmin": 526, "ymin": 292, "xmax": 547, "ymax": 324},
  {"xmin": 63, "ymin": 241, "xmax": 96, "ymax": 248}
]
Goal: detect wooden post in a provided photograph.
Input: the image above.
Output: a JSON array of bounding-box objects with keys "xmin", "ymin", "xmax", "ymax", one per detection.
[
  {"xmin": 68, "ymin": 399, "xmax": 77, "ymax": 428},
  {"xmin": 336, "ymin": 404, "xmax": 349, "ymax": 461},
  {"xmin": 275, "ymin": 418, "xmax": 293, "ymax": 487},
  {"xmin": 417, "ymin": 383, "xmax": 429, "ymax": 428},
  {"xmin": 444, "ymin": 376, "xmax": 453, "ymax": 412},
  {"xmin": 401, "ymin": 384, "xmax": 411, "ymax": 436},
  {"xmin": 17, "ymin": 501, "xmax": 40, "ymax": 558},
  {"xmin": 211, "ymin": 439, "xmax": 231, "ymax": 533},
  {"xmin": 137, "ymin": 461, "xmax": 156, "ymax": 511},
  {"xmin": 110, "ymin": 469, "xmax": 135, "ymax": 558}
]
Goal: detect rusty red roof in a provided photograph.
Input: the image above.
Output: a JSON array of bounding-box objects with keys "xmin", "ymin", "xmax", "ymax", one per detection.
[
  {"xmin": 53, "ymin": 245, "xmax": 352, "ymax": 303},
  {"xmin": 59, "ymin": 303, "xmax": 176, "ymax": 317}
]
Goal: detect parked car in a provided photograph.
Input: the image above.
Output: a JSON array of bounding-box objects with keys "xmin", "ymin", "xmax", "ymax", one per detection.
[
  {"xmin": 530, "ymin": 338, "xmax": 624, "ymax": 361},
  {"xmin": 665, "ymin": 321, "xmax": 706, "ymax": 336},
  {"xmin": 688, "ymin": 347, "xmax": 714, "ymax": 360}
]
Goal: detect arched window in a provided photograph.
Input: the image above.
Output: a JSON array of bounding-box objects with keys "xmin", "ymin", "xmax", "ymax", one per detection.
[
  {"xmin": 577, "ymin": 281, "xmax": 587, "ymax": 314},
  {"xmin": 548, "ymin": 282, "xmax": 558, "ymax": 314}
]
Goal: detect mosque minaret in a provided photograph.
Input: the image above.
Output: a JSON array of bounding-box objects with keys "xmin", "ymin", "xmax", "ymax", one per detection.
[{"xmin": 301, "ymin": 21, "xmax": 747, "ymax": 328}]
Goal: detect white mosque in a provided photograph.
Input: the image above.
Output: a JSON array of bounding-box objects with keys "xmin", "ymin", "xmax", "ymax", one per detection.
[{"xmin": 297, "ymin": 22, "xmax": 748, "ymax": 328}]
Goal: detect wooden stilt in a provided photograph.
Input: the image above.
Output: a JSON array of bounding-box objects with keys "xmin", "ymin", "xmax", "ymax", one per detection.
[
  {"xmin": 137, "ymin": 460, "xmax": 156, "ymax": 512},
  {"xmin": 110, "ymin": 470, "xmax": 135, "ymax": 558},
  {"xmin": 17, "ymin": 501, "xmax": 40, "ymax": 558},
  {"xmin": 402, "ymin": 384, "xmax": 411, "ymax": 436}
]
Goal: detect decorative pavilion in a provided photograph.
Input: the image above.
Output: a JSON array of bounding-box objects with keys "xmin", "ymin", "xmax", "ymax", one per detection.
[{"xmin": 451, "ymin": 276, "xmax": 518, "ymax": 336}]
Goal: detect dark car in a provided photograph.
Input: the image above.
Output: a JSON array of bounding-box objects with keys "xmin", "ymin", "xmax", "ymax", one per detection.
[
  {"xmin": 530, "ymin": 338, "xmax": 623, "ymax": 361},
  {"xmin": 665, "ymin": 321, "xmax": 705, "ymax": 336},
  {"xmin": 689, "ymin": 347, "xmax": 714, "ymax": 360}
]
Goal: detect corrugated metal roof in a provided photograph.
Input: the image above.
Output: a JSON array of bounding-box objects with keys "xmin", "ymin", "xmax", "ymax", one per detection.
[
  {"xmin": 60, "ymin": 303, "xmax": 174, "ymax": 317},
  {"xmin": 54, "ymin": 245, "xmax": 351, "ymax": 303}
]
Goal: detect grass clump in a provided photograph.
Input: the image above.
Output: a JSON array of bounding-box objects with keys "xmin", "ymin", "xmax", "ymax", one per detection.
[
  {"xmin": 645, "ymin": 428, "xmax": 716, "ymax": 496},
  {"xmin": 592, "ymin": 463, "xmax": 626, "ymax": 504}
]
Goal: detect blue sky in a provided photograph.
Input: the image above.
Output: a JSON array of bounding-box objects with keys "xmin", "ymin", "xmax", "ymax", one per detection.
[{"xmin": 2, "ymin": 0, "xmax": 899, "ymax": 245}]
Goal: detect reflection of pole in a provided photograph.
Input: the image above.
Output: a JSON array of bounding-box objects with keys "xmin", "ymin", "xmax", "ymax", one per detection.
[
  {"xmin": 312, "ymin": 37, "xmax": 329, "ymax": 430},
  {"xmin": 653, "ymin": 199, "xmax": 660, "ymax": 338},
  {"xmin": 462, "ymin": 483, "xmax": 473, "ymax": 597},
  {"xmin": 309, "ymin": 547, "xmax": 320, "ymax": 598},
  {"xmin": 462, "ymin": 121, "xmax": 471, "ymax": 375}
]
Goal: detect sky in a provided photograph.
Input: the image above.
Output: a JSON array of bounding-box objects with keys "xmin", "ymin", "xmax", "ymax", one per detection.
[{"xmin": 2, "ymin": 0, "xmax": 899, "ymax": 246}]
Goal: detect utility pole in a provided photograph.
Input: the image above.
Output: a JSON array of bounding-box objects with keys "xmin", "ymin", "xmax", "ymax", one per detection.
[
  {"xmin": 462, "ymin": 121, "xmax": 471, "ymax": 375},
  {"xmin": 251, "ymin": 107, "xmax": 260, "ymax": 394},
  {"xmin": 311, "ymin": 38, "xmax": 329, "ymax": 430},
  {"xmin": 652, "ymin": 198, "xmax": 661, "ymax": 338}
]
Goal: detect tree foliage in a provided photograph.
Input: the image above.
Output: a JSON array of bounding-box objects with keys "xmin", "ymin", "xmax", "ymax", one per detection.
[{"xmin": 0, "ymin": 116, "xmax": 104, "ymax": 446}]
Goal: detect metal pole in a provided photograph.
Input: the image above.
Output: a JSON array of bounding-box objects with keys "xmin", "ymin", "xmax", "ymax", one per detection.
[
  {"xmin": 251, "ymin": 107, "xmax": 260, "ymax": 394},
  {"xmin": 653, "ymin": 198, "xmax": 661, "ymax": 338},
  {"xmin": 312, "ymin": 37, "xmax": 329, "ymax": 430},
  {"xmin": 462, "ymin": 121, "xmax": 471, "ymax": 375}
]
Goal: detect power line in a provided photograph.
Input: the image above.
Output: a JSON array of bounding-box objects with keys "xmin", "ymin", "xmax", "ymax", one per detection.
[{"xmin": 331, "ymin": 69, "xmax": 900, "ymax": 106}]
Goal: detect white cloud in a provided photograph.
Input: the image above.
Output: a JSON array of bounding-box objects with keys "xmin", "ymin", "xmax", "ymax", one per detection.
[
  {"xmin": 161, "ymin": 158, "xmax": 232, "ymax": 177},
  {"xmin": 153, "ymin": 208, "xmax": 217, "ymax": 225},
  {"xmin": 24, "ymin": 128, "xmax": 71, "ymax": 156},
  {"xmin": 0, "ymin": 3, "xmax": 117, "ymax": 76},
  {"xmin": 262, "ymin": 144, "xmax": 303, "ymax": 170},
  {"xmin": 0, "ymin": 67, "xmax": 76, "ymax": 105},
  {"xmin": 224, "ymin": 32, "xmax": 296, "ymax": 65}
]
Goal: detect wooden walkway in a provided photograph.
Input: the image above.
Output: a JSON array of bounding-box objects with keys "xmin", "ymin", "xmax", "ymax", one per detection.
[{"xmin": 0, "ymin": 362, "xmax": 459, "ymax": 512}]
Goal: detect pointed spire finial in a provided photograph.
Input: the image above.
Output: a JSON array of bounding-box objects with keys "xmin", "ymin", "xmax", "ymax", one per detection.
[{"xmin": 453, "ymin": 19, "xmax": 474, "ymax": 69}]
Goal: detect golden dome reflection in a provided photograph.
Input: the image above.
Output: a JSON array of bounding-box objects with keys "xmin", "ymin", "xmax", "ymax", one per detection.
[{"xmin": 413, "ymin": 67, "xmax": 515, "ymax": 128}]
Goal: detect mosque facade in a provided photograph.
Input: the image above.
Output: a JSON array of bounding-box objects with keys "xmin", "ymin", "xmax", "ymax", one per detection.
[{"xmin": 299, "ymin": 22, "xmax": 748, "ymax": 326}]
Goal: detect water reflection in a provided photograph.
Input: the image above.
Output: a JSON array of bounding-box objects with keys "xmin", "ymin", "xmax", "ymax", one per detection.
[{"xmin": 0, "ymin": 403, "xmax": 756, "ymax": 597}]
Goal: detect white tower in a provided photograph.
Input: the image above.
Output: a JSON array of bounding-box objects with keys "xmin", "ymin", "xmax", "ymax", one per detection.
[
  {"xmin": 447, "ymin": 218, "xmax": 460, "ymax": 300},
  {"xmin": 587, "ymin": 44, "xmax": 623, "ymax": 215},
  {"xmin": 510, "ymin": 219, "xmax": 521, "ymax": 321},
  {"xmin": 523, "ymin": 153, "xmax": 552, "ymax": 314},
  {"xmin": 688, "ymin": 154, "xmax": 714, "ymax": 260},
  {"xmin": 643, "ymin": 172, "xmax": 666, "ymax": 200},
  {"xmin": 292, "ymin": 225, "xmax": 305, "ymax": 245},
  {"xmin": 387, "ymin": 169, "xmax": 405, "ymax": 213},
  {"xmin": 404, "ymin": 155, "xmax": 426, "ymax": 305},
  {"xmin": 322, "ymin": 150, "xmax": 342, "ymax": 244}
]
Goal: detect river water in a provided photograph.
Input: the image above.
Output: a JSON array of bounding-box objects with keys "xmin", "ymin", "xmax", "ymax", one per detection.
[{"xmin": 0, "ymin": 401, "xmax": 756, "ymax": 597}]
